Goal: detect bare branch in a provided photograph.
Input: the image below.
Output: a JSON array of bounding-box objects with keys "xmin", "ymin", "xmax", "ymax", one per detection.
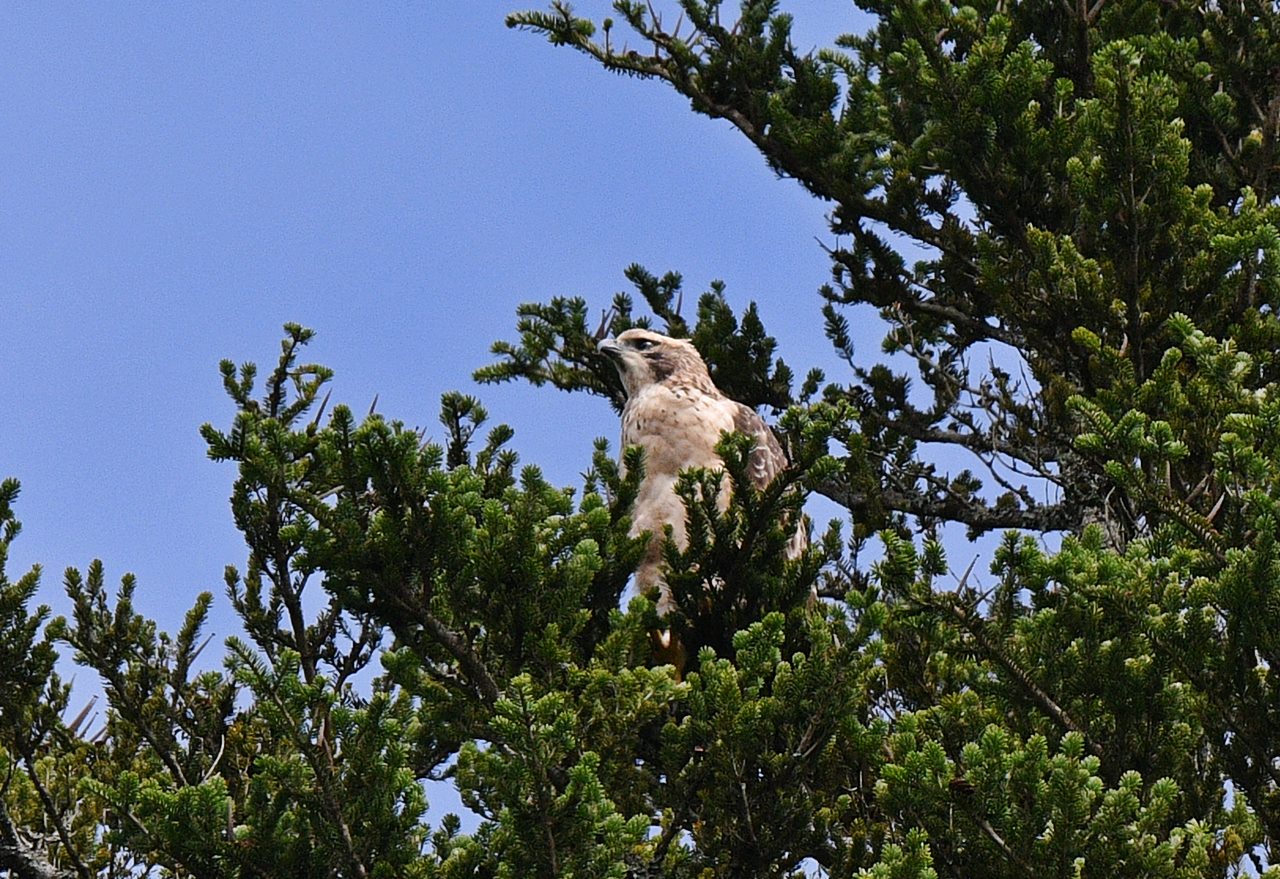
[{"xmin": 817, "ymin": 477, "xmax": 1075, "ymax": 535}]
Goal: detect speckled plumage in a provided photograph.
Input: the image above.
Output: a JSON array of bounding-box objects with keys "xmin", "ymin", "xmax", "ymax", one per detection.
[{"xmin": 597, "ymin": 328, "xmax": 801, "ymax": 617}]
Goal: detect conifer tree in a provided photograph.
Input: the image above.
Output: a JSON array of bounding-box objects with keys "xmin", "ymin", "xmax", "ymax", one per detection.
[{"xmin": 3, "ymin": 2, "xmax": 1280, "ymax": 877}]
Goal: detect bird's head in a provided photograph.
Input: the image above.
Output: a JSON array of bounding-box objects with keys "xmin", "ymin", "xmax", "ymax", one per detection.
[{"xmin": 597, "ymin": 328, "xmax": 712, "ymax": 398}]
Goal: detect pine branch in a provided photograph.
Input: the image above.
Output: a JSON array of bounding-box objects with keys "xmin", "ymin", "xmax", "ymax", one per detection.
[
  {"xmin": 967, "ymin": 810, "xmax": 1037, "ymax": 878},
  {"xmin": 874, "ymin": 416, "xmax": 1056, "ymax": 477},
  {"xmin": 417, "ymin": 611, "xmax": 501, "ymax": 705},
  {"xmin": 258, "ymin": 670, "xmax": 370, "ymax": 879},
  {"xmin": 942, "ymin": 598, "xmax": 1105, "ymax": 760},
  {"xmin": 380, "ymin": 585, "xmax": 501, "ymax": 705}
]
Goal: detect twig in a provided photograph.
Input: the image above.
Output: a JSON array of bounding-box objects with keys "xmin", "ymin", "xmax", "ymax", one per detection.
[
  {"xmin": 970, "ymin": 811, "xmax": 1037, "ymax": 877},
  {"xmin": 201, "ymin": 734, "xmax": 228, "ymax": 784}
]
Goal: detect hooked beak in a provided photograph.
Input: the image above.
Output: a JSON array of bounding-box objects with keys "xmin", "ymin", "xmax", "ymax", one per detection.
[{"xmin": 597, "ymin": 337, "xmax": 622, "ymax": 357}]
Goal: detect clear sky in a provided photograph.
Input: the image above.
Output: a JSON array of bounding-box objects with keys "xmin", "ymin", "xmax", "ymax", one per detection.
[{"xmin": 0, "ymin": 0, "xmax": 935, "ymax": 829}]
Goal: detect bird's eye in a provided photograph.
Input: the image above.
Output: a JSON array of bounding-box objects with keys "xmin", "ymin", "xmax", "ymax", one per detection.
[{"xmin": 633, "ymin": 339, "xmax": 655, "ymax": 351}]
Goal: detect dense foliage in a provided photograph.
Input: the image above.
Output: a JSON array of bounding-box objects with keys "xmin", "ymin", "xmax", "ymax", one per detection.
[{"xmin": 4, "ymin": 1, "xmax": 1280, "ymax": 877}]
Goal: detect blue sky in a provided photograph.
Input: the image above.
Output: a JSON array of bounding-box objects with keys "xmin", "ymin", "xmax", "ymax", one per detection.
[{"xmin": 3, "ymin": 2, "xmax": 876, "ymax": 637}]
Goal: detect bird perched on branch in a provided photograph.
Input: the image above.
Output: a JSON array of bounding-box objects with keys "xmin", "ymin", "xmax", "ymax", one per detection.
[{"xmin": 597, "ymin": 328, "xmax": 806, "ymax": 670}]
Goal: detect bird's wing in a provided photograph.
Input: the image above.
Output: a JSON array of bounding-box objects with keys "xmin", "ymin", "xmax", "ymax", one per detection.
[
  {"xmin": 730, "ymin": 401, "xmax": 808, "ymax": 559},
  {"xmin": 730, "ymin": 402, "xmax": 789, "ymax": 490}
]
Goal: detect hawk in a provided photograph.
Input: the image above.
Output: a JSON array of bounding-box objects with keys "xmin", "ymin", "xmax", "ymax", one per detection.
[{"xmin": 597, "ymin": 328, "xmax": 806, "ymax": 664}]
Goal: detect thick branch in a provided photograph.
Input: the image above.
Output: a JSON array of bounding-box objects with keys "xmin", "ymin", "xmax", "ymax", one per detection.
[
  {"xmin": 418, "ymin": 612, "xmax": 501, "ymax": 704},
  {"xmin": 0, "ymin": 800, "xmax": 76, "ymax": 879},
  {"xmin": 904, "ymin": 297, "xmax": 1022, "ymax": 348}
]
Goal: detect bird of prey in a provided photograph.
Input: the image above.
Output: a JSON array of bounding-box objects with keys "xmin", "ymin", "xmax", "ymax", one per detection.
[{"xmin": 597, "ymin": 328, "xmax": 806, "ymax": 665}]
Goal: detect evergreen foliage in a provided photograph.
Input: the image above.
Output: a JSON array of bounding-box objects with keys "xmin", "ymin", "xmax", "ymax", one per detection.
[
  {"xmin": 503, "ymin": 0, "xmax": 1280, "ymax": 544},
  {"xmin": 5, "ymin": 2, "xmax": 1280, "ymax": 877}
]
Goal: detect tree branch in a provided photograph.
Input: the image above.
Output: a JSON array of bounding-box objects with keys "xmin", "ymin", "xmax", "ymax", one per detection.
[
  {"xmin": 418, "ymin": 611, "xmax": 501, "ymax": 705},
  {"xmin": 816, "ymin": 478, "xmax": 1075, "ymax": 535},
  {"xmin": 945, "ymin": 603, "xmax": 1105, "ymax": 760},
  {"xmin": 384, "ymin": 586, "xmax": 501, "ymax": 705},
  {"xmin": 0, "ymin": 799, "xmax": 76, "ymax": 879}
]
